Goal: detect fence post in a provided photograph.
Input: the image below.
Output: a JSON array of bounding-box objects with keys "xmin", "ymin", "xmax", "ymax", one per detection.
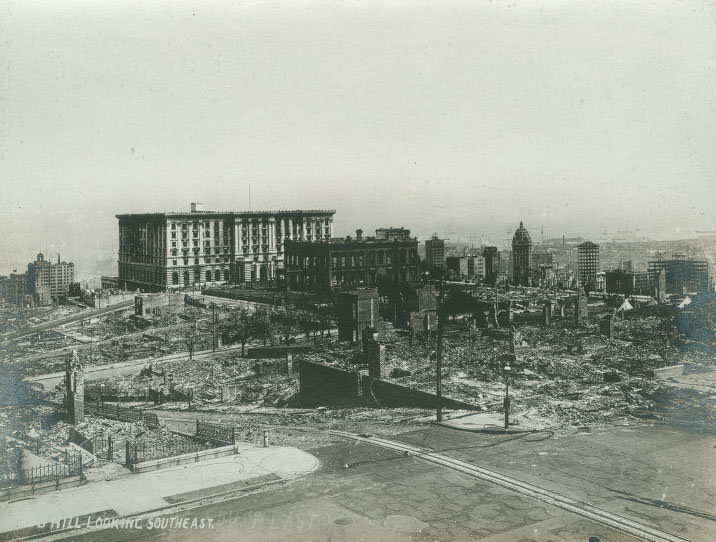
[
  {"xmin": 125, "ymin": 441, "xmax": 131, "ymax": 467},
  {"xmin": 79, "ymin": 455, "xmax": 83, "ymax": 476},
  {"xmin": 196, "ymin": 419, "xmax": 200, "ymax": 437},
  {"xmin": 232, "ymin": 427, "xmax": 236, "ymax": 445},
  {"xmin": 108, "ymin": 435, "xmax": 113, "ymax": 461}
]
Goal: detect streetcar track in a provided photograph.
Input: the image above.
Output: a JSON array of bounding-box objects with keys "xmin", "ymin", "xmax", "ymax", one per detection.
[{"xmin": 330, "ymin": 429, "xmax": 691, "ymax": 542}]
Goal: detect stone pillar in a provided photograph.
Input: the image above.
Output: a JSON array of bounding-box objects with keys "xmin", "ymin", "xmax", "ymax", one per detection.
[
  {"xmin": 65, "ymin": 350, "xmax": 84, "ymax": 425},
  {"xmin": 543, "ymin": 300, "xmax": 553, "ymax": 327},
  {"xmin": 268, "ymin": 218, "xmax": 275, "ymax": 251},
  {"xmin": 575, "ymin": 289, "xmax": 589, "ymax": 325},
  {"xmin": 365, "ymin": 340, "xmax": 387, "ymax": 379}
]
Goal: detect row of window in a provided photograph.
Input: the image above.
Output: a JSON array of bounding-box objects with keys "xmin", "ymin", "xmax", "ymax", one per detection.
[
  {"xmin": 171, "ymin": 269, "xmax": 229, "ymax": 284},
  {"xmin": 287, "ymin": 249, "xmax": 416, "ymax": 268},
  {"xmin": 171, "ymin": 256, "xmax": 229, "ymax": 266}
]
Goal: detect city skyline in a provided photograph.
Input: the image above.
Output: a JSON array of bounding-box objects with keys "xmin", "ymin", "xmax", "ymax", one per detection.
[{"xmin": 2, "ymin": 1, "xmax": 715, "ymax": 276}]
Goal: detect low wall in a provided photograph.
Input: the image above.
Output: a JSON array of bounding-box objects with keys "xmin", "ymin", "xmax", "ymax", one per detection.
[
  {"xmin": 299, "ymin": 361, "xmax": 362, "ymax": 407},
  {"xmin": 68, "ymin": 428, "xmax": 94, "ymax": 454},
  {"xmin": 362, "ymin": 376, "xmax": 478, "ymax": 410},
  {"xmin": 0, "ymin": 475, "xmax": 84, "ymax": 502},
  {"xmin": 245, "ymin": 344, "xmax": 314, "ymax": 359},
  {"xmin": 299, "ymin": 360, "xmax": 478, "ymax": 410},
  {"xmin": 131, "ymin": 445, "xmax": 238, "ymax": 474}
]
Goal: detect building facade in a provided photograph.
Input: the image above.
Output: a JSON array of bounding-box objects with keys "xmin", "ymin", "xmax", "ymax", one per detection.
[
  {"xmin": 512, "ymin": 222, "xmax": 532, "ymax": 286},
  {"xmin": 424, "ymin": 234, "xmax": 445, "ymax": 270},
  {"xmin": 26, "ymin": 253, "xmax": 75, "ymax": 305},
  {"xmin": 284, "ymin": 228, "xmax": 419, "ymax": 291},
  {"xmin": 117, "ymin": 204, "xmax": 335, "ymax": 291},
  {"xmin": 0, "ymin": 273, "xmax": 32, "ymax": 307},
  {"xmin": 605, "ymin": 270, "xmax": 653, "ymax": 296},
  {"xmin": 577, "ymin": 241, "xmax": 600, "ymax": 288},
  {"xmin": 483, "ymin": 246, "xmax": 500, "ymax": 283},
  {"xmin": 446, "ymin": 255, "xmax": 485, "ymax": 279}
]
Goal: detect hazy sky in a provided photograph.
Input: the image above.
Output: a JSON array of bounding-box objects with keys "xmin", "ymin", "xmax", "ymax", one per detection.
[{"xmin": 1, "ymin": 0, "xmax": 715, "ymax": 277}]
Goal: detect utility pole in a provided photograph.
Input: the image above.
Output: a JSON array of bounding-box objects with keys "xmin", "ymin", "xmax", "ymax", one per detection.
[
  {"xmin": 433, "ymin": 274, "xmax": 448, "ymax": 423},
  {"xmin": 211, "ymin": 303, "xmax": 217, "ymax": 352}
]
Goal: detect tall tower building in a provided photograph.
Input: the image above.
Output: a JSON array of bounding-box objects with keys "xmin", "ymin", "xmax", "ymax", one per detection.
[
  {"xmin": 511, "ymin": 222, "xmax": 532, "ymax": 286},
  {"xmin": 577, "ymin": 241, "xmax": 600, "ymax": 288},
  {"xmin": 424, "ymin": 234, "xmax": 445, "ymax": 270}
]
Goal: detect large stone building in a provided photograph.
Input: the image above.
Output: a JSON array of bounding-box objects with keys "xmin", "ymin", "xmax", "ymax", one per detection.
[
  {"xmin": 424, "ymin": 234, "xmax": 446, "ymax": 270},
  {"xmin": 512, "ymin": 222, "xmax": 532, "ymax": 286},
  {"xmin": 284, "ymin": 228, "xmax": 419, "ymax": 291},
  {"xmin": 577, "ymin": 241, "xmax": 600, "ymax": 289},
  {"xmin": 116, "ymin": 204, "xmax": 335, "ymax": 291},
  {"xmin": 26, "ymin": 253, "xmax": 75, "ymax": 305},
  {"xmin": 0, "ymin": 273, "xmax": 32, "ymax": 307}
]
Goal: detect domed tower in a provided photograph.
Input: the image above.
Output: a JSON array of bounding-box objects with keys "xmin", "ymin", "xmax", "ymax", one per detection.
[{"xmin": 512, "ymin": 221, "xmax": 532, "ymax": 286}]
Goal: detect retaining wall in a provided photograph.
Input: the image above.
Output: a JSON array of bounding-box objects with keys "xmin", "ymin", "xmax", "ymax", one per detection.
[
  {"xmin": 0, "ymin": 475, "xmax": 84, "ymax": 502},
  {"xmin": 299, "ymin": 360, "xmax": 478, "ymax": 410},
  {"xmin": 131, "ymin": 445, "xmax": 238, "ymax": 474}
]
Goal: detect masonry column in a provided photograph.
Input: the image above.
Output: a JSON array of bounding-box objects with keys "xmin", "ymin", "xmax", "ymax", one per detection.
[{"xmin": 268, "ymin": 218, "xmax": 276, "ymax": 251}]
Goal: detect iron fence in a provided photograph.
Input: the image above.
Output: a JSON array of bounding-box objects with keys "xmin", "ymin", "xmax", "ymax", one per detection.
[
  {"xmin": 196, "ymin": 420, "xmax": 235, "ymax": 445},
  {"xmin": 0, "ymin": 452, "xmax": 82, "ymax": 489},
  {"xmin": 125, "ymin": 439, "xmax": 208, "ymax": 467}
]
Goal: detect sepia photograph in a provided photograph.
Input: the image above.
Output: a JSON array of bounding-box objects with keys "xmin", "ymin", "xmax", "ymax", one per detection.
[{"xmin": 1, "ymin": 1, "xmax": 715, "ymax": 541}]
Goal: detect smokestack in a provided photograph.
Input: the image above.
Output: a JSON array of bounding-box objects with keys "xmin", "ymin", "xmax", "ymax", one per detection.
[
  {"xmin": 58, "ymin": 254, "xmax": 60, "ymax": 264},
  {"xmin": 356, "ymin": 229, "xmax": 363, "ymax": 240}
]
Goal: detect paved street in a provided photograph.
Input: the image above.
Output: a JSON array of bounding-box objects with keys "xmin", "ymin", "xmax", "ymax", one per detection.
[
  {"xmin": 66, "ymin": 421, "xmax": 715, "ymax": 542},
  {"xmin": 3, "ymin": 301, "xmax": 135, "ymax": 341}
]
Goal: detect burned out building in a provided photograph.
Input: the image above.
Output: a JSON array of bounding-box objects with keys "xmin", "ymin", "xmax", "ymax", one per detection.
[
  {"xmin": 0, "ymin": 273, "xmax": 32, "ymax": 307},
  {"xmin": 116, "ymin": 203, "xmax": 335, "ymax": 291},
  {"xmin": 337, "ymin": 288, "xmax": 379, "ymax": 342},
  {"xmin": 647, "ymin": 258, "xmax": 710, "ymax": 294},
  {"xmin": 577, "ymin": 241, "xmax": 600, "ymax": 289},
  {"xmin": 483, "ymin": 246, "xmax": 500, "ymax": 283},
  {"xmin": 284, "ymin": 228, "xmax": 418, "ymax": 292},
  {"xmin": 605, "ymin": 270, "xmax": 653, "ymax": 297}
]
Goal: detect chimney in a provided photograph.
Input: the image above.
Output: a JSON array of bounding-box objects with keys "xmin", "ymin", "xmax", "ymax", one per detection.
[
  {"xmin": 356, "ymin": 229, "xmax": 363, "ymax": 240},
  {"xmin": 57, "ymin": 254, "xmax": 61, "ymax": 264}
]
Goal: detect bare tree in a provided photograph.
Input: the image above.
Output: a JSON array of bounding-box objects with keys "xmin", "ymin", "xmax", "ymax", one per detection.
[
  {"xmin": 250, "ymin": 307, "xmax": 274, "ymax": 346},
  {"xmin": 271, "ymin": 307, "xmax": 298, "ymax": 344},
  {"xmin": 315, "ymin": 304, "xmax": 336, "ymax": 339},
  {"xmin": 184, "ymin": 327, "xmax": 198, "ymax": 360},
  {"xmin": 222, "ymin": 306, "xmax": 253, "ymax": 357}
]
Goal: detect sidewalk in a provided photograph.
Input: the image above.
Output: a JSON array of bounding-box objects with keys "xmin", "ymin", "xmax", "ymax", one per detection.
[
  {"xmin": 437, "ymin": 411, "xmax": 545, "ymax": 432},
  {"xmin": 0, "ymin": 444, "xmax": 319, "ymax": 536}
]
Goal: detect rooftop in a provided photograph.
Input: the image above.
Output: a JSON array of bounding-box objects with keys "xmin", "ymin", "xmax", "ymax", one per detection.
[{"xmin": 116, "ymin": 209, "xmax": 336, "ymax": 219}]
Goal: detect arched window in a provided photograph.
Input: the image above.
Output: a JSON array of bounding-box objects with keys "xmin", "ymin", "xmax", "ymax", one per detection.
[
  {"xmin": 206, "ymin": 270, "xmax": 212, "ymax": 282},
  {"xmin": 215, "ymin": 269, "xmax": 221, "ymax": 282},
  {"xmin": 183, "ymin": 272, "xmax": 190, "ymax": 285},
  {"xmin": 224, "ymin": 269, "xmax": 230, "ymax": 281},
  {"xmin": 172, "ymin": 272, "xmax": 179, "ymax": 285},
  {"xmin": 195, "ymin": 269, "xmax": 201, "ymax": 281}
]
